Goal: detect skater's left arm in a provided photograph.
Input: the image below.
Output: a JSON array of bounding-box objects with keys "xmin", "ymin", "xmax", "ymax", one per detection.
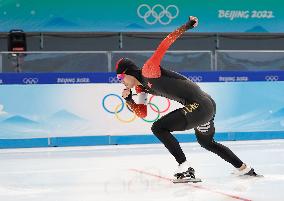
[{"xmin": 142, "ymin": 16, "xmax": 198, "ymax": 78}]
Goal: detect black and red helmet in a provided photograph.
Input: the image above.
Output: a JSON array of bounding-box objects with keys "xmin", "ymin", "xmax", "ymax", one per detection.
[{"xmin": 116, "ymin": 58, "xmax": 141, "ymax": 81}]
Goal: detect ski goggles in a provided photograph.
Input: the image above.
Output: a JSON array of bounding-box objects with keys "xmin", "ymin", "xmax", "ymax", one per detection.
[
  {"xmin": 117, "ymin": 70, "xmax": 127, "ymax": 80},
  {"xmin": 116, "ymin": 73, "xmax": 125, "ymax": 80}
]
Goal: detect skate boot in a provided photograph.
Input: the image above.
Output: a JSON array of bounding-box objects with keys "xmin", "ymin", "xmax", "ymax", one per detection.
[
  {"xmin": 173, "ymin": 161, "xmax": 202, "ymax": 183},
  {"xmin": 233, "ymin": 164, "xmax": 263, "ymax": 177}
]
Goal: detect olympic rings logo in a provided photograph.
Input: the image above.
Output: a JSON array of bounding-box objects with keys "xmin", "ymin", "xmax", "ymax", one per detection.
[
  {"xmin": 265, "ymin": 75, "xmax": 279, "ymax": 81},
  {"xmin": 102, "ymin": 94, "xmax": 171, "ymax": 123},
  {"xmin": 108, "ymin": 76, "xmax": 121, "ymax": 83},
  {"xmin": 22, "ymin": 78, "xmax": 39, "ymax": 84},
  {"xmin": 187, "ymin": 76, "xmax": 203, "ymax": 82},
  {"xmin": 137, "ymin": 4, "xmax": 179, "ymax": 25}
]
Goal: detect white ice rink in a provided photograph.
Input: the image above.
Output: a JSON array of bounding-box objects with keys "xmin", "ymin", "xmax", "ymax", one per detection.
[{"xmin": 0, "ymin": 140, "xmax": 284, "ymax": 201}]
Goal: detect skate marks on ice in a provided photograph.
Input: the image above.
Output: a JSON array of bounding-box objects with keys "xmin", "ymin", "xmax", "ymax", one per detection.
[
  {"xmin": 0, "ymin": 185, "xmax": 52, "ymax": 196},
  {"xmin": 129, "ymin": 168, "xmax": 252, "ymax": 201}
]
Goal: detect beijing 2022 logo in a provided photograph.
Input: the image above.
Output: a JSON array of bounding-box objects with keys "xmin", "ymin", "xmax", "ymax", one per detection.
[
  {"xmin": 137, "ymin": 4, "xmax": 179, "ymax": 25},
  {"xmin": 102, "ymin": 93, "xmax": 171, "ymax": 123}
]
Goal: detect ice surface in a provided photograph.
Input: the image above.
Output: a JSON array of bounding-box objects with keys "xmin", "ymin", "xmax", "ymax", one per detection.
[{"xmin": 0, "ymin": 140, "xmax": 283, "ymax": 201}]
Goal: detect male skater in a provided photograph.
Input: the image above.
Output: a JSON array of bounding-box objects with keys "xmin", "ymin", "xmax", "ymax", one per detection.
[{"xmin": 116, "ymin": 16, "xmax": 258, "ymax": 182}]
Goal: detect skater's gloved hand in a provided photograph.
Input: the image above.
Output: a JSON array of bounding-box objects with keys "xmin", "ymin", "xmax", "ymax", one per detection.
[
  {"xmin": 122, "ymin": 88, "xmax": 133, "ymax": 101},
  {"xmin": 185, "ymin": 16, "xmax": 198, "ymax": 30}
]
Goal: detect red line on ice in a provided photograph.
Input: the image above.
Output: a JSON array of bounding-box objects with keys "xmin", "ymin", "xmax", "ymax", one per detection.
[{"xmin": 129, "ymin": 168, "xmax": 252, "ymax": 201}]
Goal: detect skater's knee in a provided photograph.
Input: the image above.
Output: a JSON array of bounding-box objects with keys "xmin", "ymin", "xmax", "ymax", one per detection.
[
  {"xmin": 195, "ymin": 127, "xmax": 216, "ymax": 151},
  {"xmin": 151, "ymin": 121, "xmax": 163, "ymax": 135},
  {"xmin": 197, "ymin": 137, "xmax": 214, "ymax": 150}
]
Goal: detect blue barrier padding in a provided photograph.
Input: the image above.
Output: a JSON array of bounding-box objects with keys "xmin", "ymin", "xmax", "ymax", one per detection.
[
  {"xmin": 0, "ymin": 131, "xmax": 283, "ymax": 148},
  {"xmin": 232, "ymin": 131, "xmax": 284, "ymax": 141},
  {"xmin": 0, "ymin": 138, "xmax": 48, "ymax": 149},
  {"xmin": 50, "ymin": 136, "xmax": 110, "ymax": 147},
  {"xmin": 109, "ymin": 131, "xmax": 284, "ymax": 145},
  {"xmin": 110, "ymin": 135, "xmax": 161, "ymax": 145},
  {"xmin": 0, "ymin": 71, "xmax": 284, "ymax": 84}
]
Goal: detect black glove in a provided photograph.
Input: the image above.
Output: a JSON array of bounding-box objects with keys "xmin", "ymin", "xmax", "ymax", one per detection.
[
  {"xmin": 185, "ymin": 16, "xmax": 198, "ymax": 30},
  {"xmin": 123, "ymin": 89, "xmax": 133, "ymax": 102}
]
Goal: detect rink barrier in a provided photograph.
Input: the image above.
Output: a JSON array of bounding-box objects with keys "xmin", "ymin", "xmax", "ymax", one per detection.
[
  {"xmin": 0, "ymin": 131, "xmax": 284, "ymax": 148},
  {"xmin": 0, "ymin": 71, "xmax": 283, "ymax": 148},
  {"xmin": 0, "ymin": 138, "xmax": 48, "ymax": 148},
  {"xmin": 0, "ymin": 71, "xmax": 284, "ymax": 84}
]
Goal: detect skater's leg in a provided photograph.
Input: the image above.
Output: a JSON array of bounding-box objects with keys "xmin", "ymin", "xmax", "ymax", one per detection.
[
  {"xmin": 151, "ymin": 109, "xmax": 188, "ymax": 164},
  {"xmin": 195, "ymin": 119, "xmax": 243, "ymax": 168}
]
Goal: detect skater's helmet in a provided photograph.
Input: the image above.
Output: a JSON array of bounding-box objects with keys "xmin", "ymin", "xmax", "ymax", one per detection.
[{"xmin": 116, "ymin": 58, "xmax": 142, "ymax": 81}]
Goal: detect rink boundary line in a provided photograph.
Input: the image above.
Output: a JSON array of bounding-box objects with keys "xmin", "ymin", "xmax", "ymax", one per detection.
[{"xmin": 129, "ymin": 168, "xmax": 252, "ymax": 201}]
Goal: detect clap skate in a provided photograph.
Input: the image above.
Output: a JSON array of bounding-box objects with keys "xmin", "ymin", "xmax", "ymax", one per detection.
[
  {"xmin": 232, "ymin": 164, "xmax": 263, "ymax": 178},
  {"xmin": 172, "ymin": 161, "xmax": 202, "ymax": 183}
]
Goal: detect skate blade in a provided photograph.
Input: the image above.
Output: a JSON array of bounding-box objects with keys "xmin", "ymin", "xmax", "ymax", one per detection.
[
  {"xmin": 172, "ymin": 178, "xmax": 202, "ymax": 183},
  {"xmin": 240, "ymin": 174, "xmax": 264, "ymax": 178}
]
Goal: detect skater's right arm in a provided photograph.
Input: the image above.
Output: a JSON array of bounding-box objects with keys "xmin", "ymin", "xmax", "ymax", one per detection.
[
  {"xmin": 142, "ymin": 16, "xmax": 198, "ymax": 79},
  {"xmin": 122, "ymin": 86, "xmax": 148, "ymax": 118}
]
